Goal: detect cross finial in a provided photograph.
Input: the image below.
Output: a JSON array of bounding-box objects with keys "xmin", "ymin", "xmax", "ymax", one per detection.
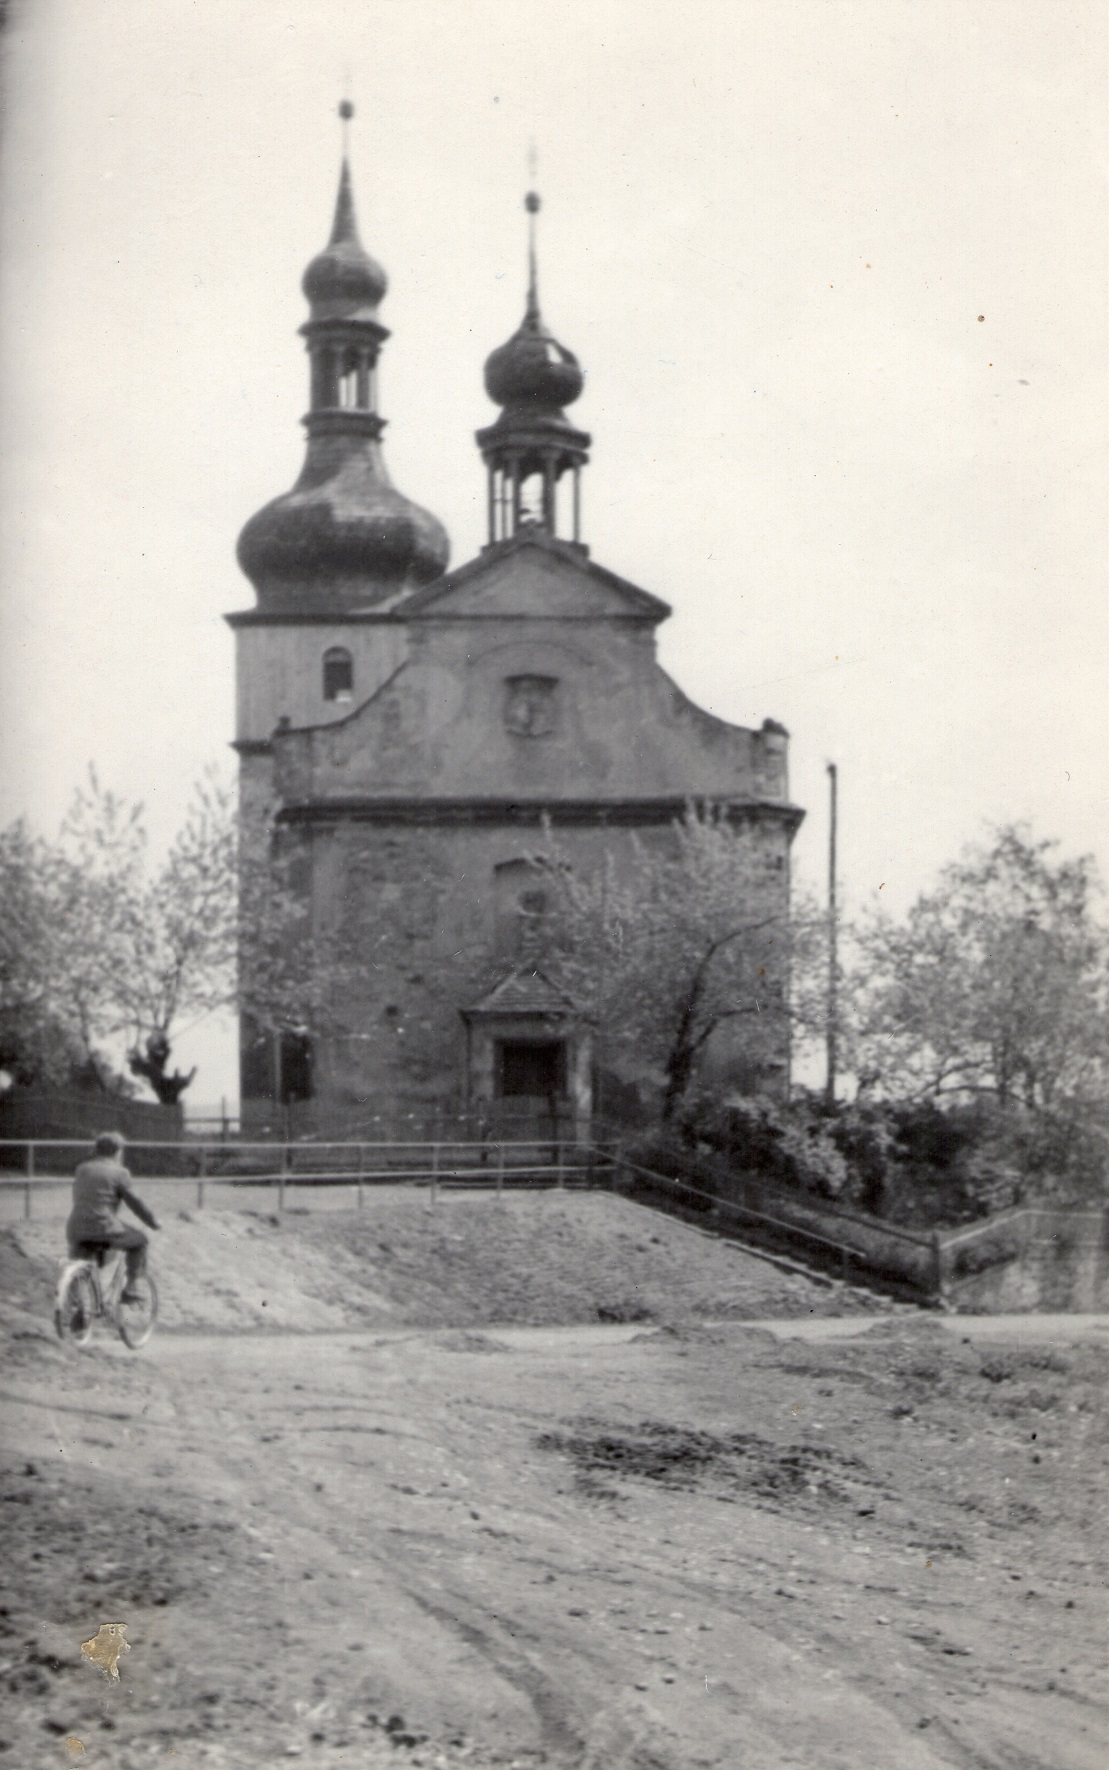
[
  {"xmin": 524, "ymin": 181, "xmax": 541, "ymax": 320},
  {"xmin": 339, "ymin": 98, "xmax": 354, "ymax": 157}
]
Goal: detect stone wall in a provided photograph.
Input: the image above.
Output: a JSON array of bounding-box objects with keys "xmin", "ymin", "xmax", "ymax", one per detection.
[{"xmin": 943, "ymin": 1208, "xmax": 1109, "ymax": 1313}]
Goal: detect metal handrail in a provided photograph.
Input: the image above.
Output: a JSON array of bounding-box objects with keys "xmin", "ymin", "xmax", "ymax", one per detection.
[
  {"xmin": 0, "ymin": 1135, "xmax": 604, "ymax": 1218},
  {"xmin": 604, "ymin": 1150, "xmax": 938, "ymax": 1273},
  {"xmin": 0, "ymin": 1138, "xmax": 590, "ymax": 1153}
]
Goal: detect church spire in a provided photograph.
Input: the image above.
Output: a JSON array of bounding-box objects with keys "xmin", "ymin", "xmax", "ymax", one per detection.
[
  {"xmin": 236, "ymin": 106, "xmax": 448, "ymax": 611},
  {"xmin": 328, "ymin": 155, "xmax": 358, "ymax": 246},
  {"xmin": 476, "ymin": 190, "xmax": 591, "ymax": 547}
]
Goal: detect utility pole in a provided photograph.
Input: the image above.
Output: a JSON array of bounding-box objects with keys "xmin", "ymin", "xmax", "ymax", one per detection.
[{"xmin": 825, "ymin": 762, "xmax": 838, "ymax": 1111}]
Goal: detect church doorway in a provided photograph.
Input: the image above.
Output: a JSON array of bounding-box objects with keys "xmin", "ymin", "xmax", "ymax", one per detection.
[
  {"xmin": 496, "ymin": 1039, "xmax": 566, "ymax": 1100},
  {"xmin": 461, "ymin": 971, "xmax": 591, "ymax": 1140}
]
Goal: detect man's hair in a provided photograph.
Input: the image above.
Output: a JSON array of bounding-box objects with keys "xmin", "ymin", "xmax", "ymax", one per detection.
[{"xmin": 94, "ymin": 1131, "xmax": 125, "ymax": 1157}]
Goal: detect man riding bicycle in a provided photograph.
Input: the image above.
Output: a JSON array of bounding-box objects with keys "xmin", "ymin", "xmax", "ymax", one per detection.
[{"xmin": 67, "ymin": 1133, "xmax": 160, "ymax": 1303}]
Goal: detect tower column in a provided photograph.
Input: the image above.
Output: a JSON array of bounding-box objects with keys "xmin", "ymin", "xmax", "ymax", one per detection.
[{"xmin": 511, "ymin": 456, "xmax": 522, "ymax": 533}]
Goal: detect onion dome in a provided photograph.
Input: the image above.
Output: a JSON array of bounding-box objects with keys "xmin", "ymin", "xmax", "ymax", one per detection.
[
  {"xmin": 236, "ymin": 110, "xmax": 449, "ymax": 612},
  {"xmin": 483, "ymin": 195, "xmax": 584, "ymax": 413},
  {"xmin": 301, "ymin": 158, "xmax": 387, "ymax": 321},
  {"xmin": 236, "ymin": 448, "xmax": 449, "ymax": 604}
]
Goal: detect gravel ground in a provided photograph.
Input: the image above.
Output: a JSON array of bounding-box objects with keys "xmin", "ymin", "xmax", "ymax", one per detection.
[{"xmin": 0, "ymin": 1197, "xmax": 1104, "ymax": 1769}]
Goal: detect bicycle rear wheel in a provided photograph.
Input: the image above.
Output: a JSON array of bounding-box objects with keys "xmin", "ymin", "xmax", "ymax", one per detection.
[
  {"xmin": 55, "ymin": 1269, "xmax": 96, "ymax": 1346},
  {"xmin": 116, "ymin": 1273, "xmax": 158, "ymax": 1349}
]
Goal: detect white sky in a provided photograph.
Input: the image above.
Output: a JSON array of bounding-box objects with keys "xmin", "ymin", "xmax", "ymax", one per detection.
[{"xmin": 1, "ymin": 0, "xmax": 1106, "ymax": 1104}]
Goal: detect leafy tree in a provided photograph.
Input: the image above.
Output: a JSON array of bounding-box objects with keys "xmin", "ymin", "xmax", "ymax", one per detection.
[
  {"xmin": 532, "ymin": 806, "xmax": 822, "ymax": 1122},
  {"xmin": 116, "ymin": 771, "xmax": 238, "ymax": 1080},
  {"xmin": 0, "ymin": 770, "xmax": 238, "ymax": 1100},
  {"xmin": 0, "ymin": 777, "xmax": 146, "ymax": 1088},
  {"xmin": 846, "ymin": 826, "xmax": 1109, "ymax": 1167},
  {"xmin": 1, "ymin": 765, "xmax": 375, "ymax": 1106},
  {"xmin": 0, "ymin": 820, "xmax": 86, "ymax": 1084}
]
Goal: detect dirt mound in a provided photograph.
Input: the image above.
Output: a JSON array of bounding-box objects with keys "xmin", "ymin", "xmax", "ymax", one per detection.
[
  {"xmin": 295, "ymin": 1190, "xmax": 889, "ymax": 1327},
  {"xmin": 5, "ymin": 1189, "xmax": 891, "ymax": 1337}
]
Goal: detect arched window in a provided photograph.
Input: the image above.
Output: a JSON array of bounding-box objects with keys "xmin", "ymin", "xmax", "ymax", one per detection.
[{"xmin": 322, "ymin": 646, "xmax": 353, "ymax": 703}]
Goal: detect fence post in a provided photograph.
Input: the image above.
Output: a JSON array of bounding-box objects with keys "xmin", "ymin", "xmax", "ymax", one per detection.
[
  {"xmin": 931, "ymin": 1230, "xmax": 945, "ymax": 1306},
  {"xmin": 556, "ymin": 1140, "xmax": 565, "ymax": 1190},
  {"xmin": 496, "ymin": 1142, "xmax": 505, "ymax": 1198},
  {"xmin": 196, "ymin": 1145, "xmax": 207, "ymax": 1211},
  {"xmin": 278, "ymin": 1143, "xmax": 289, "ymax": 1213},
  {"xmin": 357, "ymin": 1144, "xmax": 365, "ymax": 1211},
  {"xmin": 430, "ymin": 1142, "xmax": 440, "ymax": 1210},
  {"xmin": 24, "ymin": 1142, "xmax": 35, "ymax": 1221}
]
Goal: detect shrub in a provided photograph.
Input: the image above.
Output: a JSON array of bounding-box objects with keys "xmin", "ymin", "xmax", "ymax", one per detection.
[{"xmin": 675, "ymin": 1092, "xmax": 849, "ymax": 1199}]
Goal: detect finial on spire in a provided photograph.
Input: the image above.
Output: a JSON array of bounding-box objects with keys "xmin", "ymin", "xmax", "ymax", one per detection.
[
  {"xmin": 524, "ymin": 189, "xmax": 541, "ymax": 320},
  {"xmin": 338, "ymin": 97, "xmax": 354, "ymax": 159}
]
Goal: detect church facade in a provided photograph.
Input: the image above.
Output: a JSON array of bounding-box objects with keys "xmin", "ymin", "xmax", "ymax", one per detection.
[{"xmin": 229, "ymin": 147, "xmax": 803, "ymax": 1135}]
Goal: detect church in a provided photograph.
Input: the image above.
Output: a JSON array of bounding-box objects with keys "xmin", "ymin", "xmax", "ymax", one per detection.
[{"xmin": 229, "ymin": 132, "xmax": 804, "ymax": 1136}]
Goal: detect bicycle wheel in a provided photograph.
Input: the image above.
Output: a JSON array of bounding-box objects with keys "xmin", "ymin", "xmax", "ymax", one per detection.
[
  {"xmin": 55, "ymin": 1269, "xmax": 96, "ymax": 1346},
  {"xmin": 116, "ymin": 1274, "xmax": 158, "ymax": 1349}
]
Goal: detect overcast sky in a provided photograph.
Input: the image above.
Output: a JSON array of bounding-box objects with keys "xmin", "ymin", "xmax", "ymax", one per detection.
[{"xmin": 1, "ymin": 1, "xmax": 1106, "ymax": 1101}]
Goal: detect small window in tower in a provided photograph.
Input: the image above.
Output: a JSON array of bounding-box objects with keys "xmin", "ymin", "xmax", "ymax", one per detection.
[{"xmin": 323, "ymin": 646, "xmax": 354, "ymax": 703}]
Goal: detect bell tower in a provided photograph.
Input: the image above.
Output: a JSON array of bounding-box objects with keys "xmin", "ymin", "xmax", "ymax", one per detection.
[
  {"xmin": 236, "ymin": 104, "xmax": 448, "ymax": 615},
  {"xmin": 476, "ymin": 192, "xmax": 591, "ymax": 546}
]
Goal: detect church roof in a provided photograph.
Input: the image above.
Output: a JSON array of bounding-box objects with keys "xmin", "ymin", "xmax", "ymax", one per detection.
[
  {"xmin": 393, "ymin": 527, "xmax": 671, "ymax": 623},
  {"xmin": 462, "ymin": 967, "xmax": 576, "ymax": 1019}
]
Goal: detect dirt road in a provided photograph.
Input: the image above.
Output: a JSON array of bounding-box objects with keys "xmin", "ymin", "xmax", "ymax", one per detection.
[{"xmin": 1, "ymin": 1196, "xmax": 1105, "ymax": 1768}]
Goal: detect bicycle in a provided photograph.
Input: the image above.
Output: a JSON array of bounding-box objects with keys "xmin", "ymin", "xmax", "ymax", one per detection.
[{"xmin": 54, "ymin": 1249, "xmax": 158, "ymax": 1350}]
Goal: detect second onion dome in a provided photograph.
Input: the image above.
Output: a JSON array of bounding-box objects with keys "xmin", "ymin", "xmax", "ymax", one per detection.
[
  {"xmin": 484, "ymin": 196, "xmax": 584, "ymax": 411},
  {"xmin": 477, "ymin": 192, "xmax": 591, "ymax": 546}
]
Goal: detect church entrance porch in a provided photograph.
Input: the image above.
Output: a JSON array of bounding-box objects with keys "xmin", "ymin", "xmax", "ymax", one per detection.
[{"xmin": 462, "ymin": 969, "xmax": 592, "ymax": 1141}]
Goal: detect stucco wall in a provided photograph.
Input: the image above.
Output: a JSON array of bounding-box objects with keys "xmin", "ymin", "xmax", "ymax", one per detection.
[
  {"xmin": 274, "ymin": 631, "xmax": 788, "ymax": 806},
  {"xmin": 233, "ymin": 619, "xmax": 407, "ymax": 742},
  {"xmin": 248, "ymin": 815, "xmax": 791, "ymax": 1118},
  {"xmin": 234, "ymin": 538, "xmax": 800, "ymax": 1126}
]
